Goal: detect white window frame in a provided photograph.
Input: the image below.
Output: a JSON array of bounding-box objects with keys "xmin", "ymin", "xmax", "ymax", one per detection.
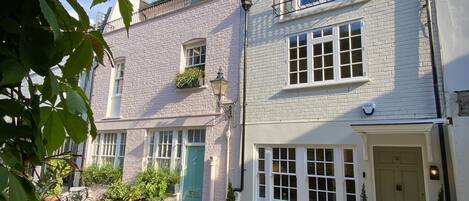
[
  {"xmin": 145, "ymin": 128, "xmax": 206, "ymax": 170},
  {"xmin": 185, "ymin": 44, "xmax": 206, "ymax": 68},
  {"xmin": 298, "ymin": 0, "xmax": 335, "ymax": 8},
  {"xmin": 106, "ymin": 57, "xmax": 125, "ymax": 117},
  {"xmin": 255, "ymin": 145, "xmax": 359, "ymax": 201},
  {"xmin": 286, "ymin": 20, "xmax": 367, "ymax": 88},
  {"xmin": 90, "ymin": 132, "xmax": 126, "ymax": 168}
]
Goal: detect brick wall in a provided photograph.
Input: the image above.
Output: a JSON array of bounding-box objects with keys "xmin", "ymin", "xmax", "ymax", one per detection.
[
  {"xmin": 88, "ymin": 0, "xmax": 242, "ymax": 200},
  {"xmin": 244, "ymin": 0, "xmax": 437, "ymax": 123}
]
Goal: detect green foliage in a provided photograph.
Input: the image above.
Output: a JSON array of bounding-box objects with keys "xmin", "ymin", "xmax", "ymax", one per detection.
[
  {"xmin": 82, "ymin": 164, "xmax": 122, "ymax": 186},
  {"xmin": 0, "ymin": 0, "xmax": 133, "ymax": 200},
  {"xmin": 361, "ymin": 183, "xmax": 367, "ymax": 201},
  {"xmin": 104, "ymin": 180, "xmax": 129, "ymax": 201},
  {"xmin": 175, "ymin": 67, "xmax": 204, "ymax": 89},
  {"xmin": 226, "ymin": 182, "xmax": 236, "ymax": 201},
  {"xmin": 36, "ymin": 156, "xmax": 74, "ymax": 199},
  {"xmin": 104, "ymin": 168, "xmax": 179, "ymax": 201}
]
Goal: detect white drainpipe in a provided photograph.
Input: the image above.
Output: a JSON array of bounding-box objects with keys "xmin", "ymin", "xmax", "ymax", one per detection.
[{"xmin": 209, "ymin": 156, "xmax": 218, "ymax": 201}]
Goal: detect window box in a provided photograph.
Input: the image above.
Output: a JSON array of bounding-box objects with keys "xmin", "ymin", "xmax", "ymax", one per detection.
[{"xmin": 175, "ymin": 65, "xmax": 205, "ymax": 89}]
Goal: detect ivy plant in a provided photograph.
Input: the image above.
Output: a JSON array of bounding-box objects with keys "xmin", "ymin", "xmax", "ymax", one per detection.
[{"xmin": 0, "ymin": 0, "xmax": 133, "ymax": 200}]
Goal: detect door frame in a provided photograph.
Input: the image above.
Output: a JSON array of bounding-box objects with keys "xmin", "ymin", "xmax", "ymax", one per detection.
[{"xmin": 370, "ymin": 145, "xmax": 430, "ymax": 201}]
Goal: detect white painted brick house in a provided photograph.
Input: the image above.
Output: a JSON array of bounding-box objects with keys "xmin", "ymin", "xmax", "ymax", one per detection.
[
  {"xmin": 83, "ymin": 1, "xmax": 242, "ymax": 200},
  {"xmin": 241, "ymin": 0, "xmax": 448, "ymax": 200}
]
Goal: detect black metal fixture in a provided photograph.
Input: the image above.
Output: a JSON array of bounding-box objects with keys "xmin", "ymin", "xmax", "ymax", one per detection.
[
  {"xmin": 430, "ymin": 165, "xmax": 440, "ymax": 180},
  {"xmin": 241, "ymin": 0, "xmax": 252, "ymax": 11},
  {"xmin": 210, "ymin": 68, "xmax": 229, "ymax": 107}
]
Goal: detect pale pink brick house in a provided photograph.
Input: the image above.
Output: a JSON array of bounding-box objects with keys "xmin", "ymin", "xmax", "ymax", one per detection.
[{"xmin": 83, "ymin": 1, "xmax": 242, "ymax": 200}]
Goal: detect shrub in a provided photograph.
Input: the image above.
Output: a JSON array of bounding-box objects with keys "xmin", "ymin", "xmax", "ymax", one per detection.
[
  {"xmin": 82, "ymin": 164, "xmax": 122, "ymax": 186},
  {"xmin": 36, "ymin": 157, "xmax": 73, "ymax": 199},
  {"xmin": 226, "ymin": 182, "xmax": 236, "ymax": 201},
  {"xmin": 104, "ymin": 181, "xmax": 129, "ymax": 201},
  {"xmin": 175, "ymin": 67, "xmax": 204, "ymax": 89}
]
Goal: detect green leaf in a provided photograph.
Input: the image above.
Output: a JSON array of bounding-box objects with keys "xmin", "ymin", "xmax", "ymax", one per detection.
[
  {"xmin": 91, "ymin": 0, "xmax": 107, "ymax": 8},
  {"xmin": 41, "ymin": 72, "xmax": 59, "ymax": 103},
  {"xmin": 39, "ymin": 107, "xmax": 52, "ymax": 128},
  {"xmin": 43, "ymin": 111, "xmax": 66, "ymax": 154},
  {"xmin": 39, "ymin": 0, "xmax": 62, "ymax": 40},
  {"xmin": 118, "ymin": 0, "xmax": 134, "ymax": 34},
  {"xmin": 74, "ymin": 87, "xmax": 97, "ymax": 138},
  {"xmin": 0, "ymin": 166, "xmax": 7, "ymax": 192},
  {"xmin": 0, "ymin": 147, "xmax": 22, "ymax": 171},
  {"xmin": 60, "ymin": 111, "xmax": 88, "ymax": 143},
  {"xmin": 65, "ymin": 89, "xmax": 87, "ymax": 115},
  {"xmin": 63, "ymin": 39, "xmax": 93, "ymax": 80},
  {"xmin": 66, "ymin": 0, "xmax": 90, "ymax": 30},
  {"xmin": 0, "ymin": 99, "xmax": 25, "ymax": 117},
  {"xmin": 0, "ymin": 58, "xmax": 26, "ymax": 87},
  {"xmin": 89, "ymin": 30, "xmax": 114, "ymax": 65},
  {"xmin": 8, "ymin": 173, "xmax": 36, "ymax": 201},
  {"xmin": 0, "ymin": 122, "xmax": 32, "ymax": 143},
  {"xmin": 86, "ymin": 33, "xmax": 105, "ymax": 65}
]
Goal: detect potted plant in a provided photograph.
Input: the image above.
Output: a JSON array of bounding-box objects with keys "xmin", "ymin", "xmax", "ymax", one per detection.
[{"xmin": 175, "ymin": 66, "xmax": 204, "ymax": 89}]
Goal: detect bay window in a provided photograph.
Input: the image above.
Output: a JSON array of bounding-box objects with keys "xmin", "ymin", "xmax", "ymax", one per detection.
[
  {"xmin": 91, "ymin": 132, "xmax": 126, "ymax": 168},
  {"xmin": 256, "ymin": 146, "xmax": 358, "ymax": 201},
  {"xmin": 288, "ymin": 21, "xmax": 365, "ymax": 86}
]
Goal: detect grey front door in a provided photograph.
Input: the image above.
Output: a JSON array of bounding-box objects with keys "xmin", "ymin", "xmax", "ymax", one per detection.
[{"xmin": 373, "ymin": 147, "xmax": 426, "ymax": 201}]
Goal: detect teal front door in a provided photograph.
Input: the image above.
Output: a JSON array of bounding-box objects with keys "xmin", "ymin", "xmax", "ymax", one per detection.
[{"xmin": 182, "ymin": 146, "xmax": 205, "ymax": 201}]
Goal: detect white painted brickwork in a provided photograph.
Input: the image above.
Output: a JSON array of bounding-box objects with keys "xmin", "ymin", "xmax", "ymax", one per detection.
[
  {"xmin": 244, "ymin": 0, "xmax": 437, "ymax": 123},
  {"xmin": 87, "ymin": 1, "xmax": 242, "ymax": 200}
]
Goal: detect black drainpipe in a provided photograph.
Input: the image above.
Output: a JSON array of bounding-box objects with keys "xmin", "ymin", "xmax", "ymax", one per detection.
[
  {"xmin": 234, "ymin": 0, "xmax": 252, "ymax": 193},
  {"xmin": 424, "ymin": 0, "xmax": 450, "ymax": 200}
]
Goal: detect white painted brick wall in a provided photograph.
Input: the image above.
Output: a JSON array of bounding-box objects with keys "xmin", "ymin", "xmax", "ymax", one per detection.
[
  {"xmin": 244, "ymin": 0, "xmax": 438, "ymax": 123},
  {"xmin": 88, "ymin": 1, "xmax": 242, "ymax": 200}
]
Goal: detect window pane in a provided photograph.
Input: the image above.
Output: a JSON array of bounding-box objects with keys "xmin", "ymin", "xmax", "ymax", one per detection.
[
  {"xmin": 273, "ymin": 161, "xmax": 280, "ymax": 172},
  {"xmin": 314, "ymin": 70, "xmax": 323, "ymax": 81},
  {"xmin": 299, "ymin": 72, "xmax": 308, "ymax": 83},
  {"xmin": 323, "ymin": 28, "xmax": 332, "ymax": 36},
  {"xmin": 290, "ymin": 176, "xmax": 297, "ymax": 187},
  {"xmin": 299, "ymin": 59, "xmax": 307, "ymax": 71},
  {"xmin": 345, "ymin": 164, "xmax": 354, "ymax": 177},
  {"xmin": 324, "ymin": 68, "xmax": 333, "ymax": 80},
  {"xmin": 316, "ymin": 149, "xmax": 324, "ymax": 161},
  {"xmin": 308, "ymin": 162, "xmax": 315, "ymax": 175},
  {"xmin": 324, "ymin": 42, "xmax": 333, "ymax": 54},
  {"xmin": 259, "ymin": 148, "xmax": 265, "ymax": 159},
  {"xmin": 274, "ymin": 174, "xmax": 281, "ymax": 185},
  {"xmin": 290, "ymin": 61, "xmax": 298, "ymax": 72},
  {"xmin": 340, "ymin": 25, "xmax": 349, "ymax": 38},
  {"xmin": 274, "ymin": 187, "xmax": 281, "ymax": 199},
  {"xmin": 325, "ymin": 149, "xmax": 333, "ymax": 161},
  {"xmin": 351, "ymin": 36, "xmax": 361, "ymax": 49},
  {"xmin": 313, "ymin": 57, "xmax": 322, "ymax": 68},
  {"xmin": 327, "ymin": 178, "xmax": 336, "ymax": 191},
  {"xmin": 289, "ymin": 36, "xmax": 297, "ymax": 48},
  {"xmin": 326, "ymin": 163, "xmax": 334, "ymax": 176},
  {"xmin": 289, "ymin": 161, "xmax": 296, "ymax": 173},
  {"xmin": 289, "ymin": 148, "xmax": 296, "ymax": 160},
  {"xmin": 299, "ymin": 47, "xmax": 307, "ymax": 58},
  {"xmin": 273, "ymin": 148, "xmax": 279, "ymax": 159},
  {"xmin": 259, "ymin": 186, "xmax": 265, "ymax": 198},
  {"xmin": 352, "ymin": 50, "xmax": 362, "ymax": 63},
  {"xmin": 313, "ymin": 30, "xmax": 322, "ymax": 38},
  {"xmin": 309, "ymin": 177, "xmax": 317, "ymax": 190},
  {"xmin": 313, "ymin": 44, "xmax": 322, "ymax": 56},
  {"xmin": 299, "ymin": 34, "xmax": 307, "ymax": 46},
  {"xmin": 340, "ymin": 38, "xmax": 350, "ymax": 51},
  {"xmin": 307, "ymin": 149, "xmax": 315, "ymax": 161},
  {"xmin": 344, "ymin": 149, "xmax": 353, "ymax": 162},
  {"xmin": 324, "ymin": 55, "xmax": 333, "ymax": 67},
  {"xmin": 310, "ymin": 191, "xmax": 317, "ymax": 201},
  {"xmin": 352, "ymin": 64, "xmax": 363, "ymax": 77},
  {"xmin": 341, "ymin": 65, "xmax": 351, "ymax": 78},
  {"xmin": 346, "ymin": 180, "xmax": 356, "ymax": 193},
  {"xmin": 341, "ymin": 52, "xmax": 350, "ymax": 64},
  {"xmin": 351, "ymin": 22, "xmax": 361, "ymax": 36},
  {"xmin": 328, "ymin": 193, "xmax": 336, "ymax": 201},
  {"xmin": 259, "ymin": 160, "xmax": 264, "ymax": 171},
  {"xmin": 259, "ymin": 174, "xmax": 265, "ymax": 184},
  {"xmin": 290, "ymin": 49, "xmax": 297, "ymax": 59},
  {"xmin": 318, "ymin": 177, "xmax": 326, "ymax": 190},
  {"xmin": 347, "ymin": 195, "xmax": 357, "ymax": 201}
]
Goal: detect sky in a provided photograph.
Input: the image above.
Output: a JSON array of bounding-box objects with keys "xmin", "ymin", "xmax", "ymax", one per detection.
[{"xmin": 60, "ymin": 0, "xmax": 116, "ymax": 25}]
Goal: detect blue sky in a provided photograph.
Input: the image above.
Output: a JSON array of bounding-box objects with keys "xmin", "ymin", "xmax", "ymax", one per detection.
[{"xmin": 60, "ymin": 0, "xmax": 116, "ymax": 24}]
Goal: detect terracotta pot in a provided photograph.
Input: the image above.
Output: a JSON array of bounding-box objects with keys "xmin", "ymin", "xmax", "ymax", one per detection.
[{"xmin": 43, "ymin": 195, "xmax": 60, "ymax": 201}]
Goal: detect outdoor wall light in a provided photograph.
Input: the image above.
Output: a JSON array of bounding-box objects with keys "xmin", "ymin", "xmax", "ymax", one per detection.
[
  {"xmin": 430, "ymin": 165, "xmax": 440, "ymax": 180},
  {"xmin": 210, "ymin": 68, "xmax": 229, "ymax": 106}
]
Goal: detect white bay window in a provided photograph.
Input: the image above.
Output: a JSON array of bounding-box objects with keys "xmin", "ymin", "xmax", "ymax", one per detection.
[
  {"xmin": 288, "ymin": 21, "xmax": 365, "ymax": 87},
  {"xmin": 91, "ymin": 132, "xmax": 126, "ymax": 168},
  {"xmin": 256, "ymin": 146, "xmax": 358, "ymax": 201}
]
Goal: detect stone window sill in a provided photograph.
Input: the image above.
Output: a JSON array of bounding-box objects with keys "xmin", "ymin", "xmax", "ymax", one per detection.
[
  {"xmin": 175, "ymin": 85, "xmax": 208, "ymax": 92},
  {"xmin": 283, "ymin": 77, "xmax": 370, "ymax": 90}
]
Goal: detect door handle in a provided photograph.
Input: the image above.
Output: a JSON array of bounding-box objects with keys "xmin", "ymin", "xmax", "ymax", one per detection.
[{"xmin": 396, "ymin": 184, "xmax": 402, "ymax": 191}]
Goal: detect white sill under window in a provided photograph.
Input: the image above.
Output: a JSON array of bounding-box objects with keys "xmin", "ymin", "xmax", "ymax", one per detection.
[
  {"xmin": 283, "ymin": 77, "xmax": 369, "ymax": 90},
  {"xmin": 175, "ymin": 85, "xmax": 208, "ymax": 91},
  {"xmin": 278, "ymin": 0, "xmax": 370, "ymax": 23}
]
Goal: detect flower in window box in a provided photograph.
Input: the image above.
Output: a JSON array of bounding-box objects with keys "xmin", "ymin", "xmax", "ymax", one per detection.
[{"xmin": 175, "ymin": 66, "xmax": 205, "ymax": 89}]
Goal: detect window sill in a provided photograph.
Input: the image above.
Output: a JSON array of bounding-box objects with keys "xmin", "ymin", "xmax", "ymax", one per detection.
[
  {"xmin": 102, "ymin": 116, "xmax": 122, "ymax": 120},
  {"xmin": 283, "ymin": 77, "xmax": 369, "ymax": 90},
  {"xmin": 175, "ymin": 85, "xmax": 208, "ymax": 92},
  {"xmin": 277, "ymin": 0, "xmax": 370, "ymax": 23}
]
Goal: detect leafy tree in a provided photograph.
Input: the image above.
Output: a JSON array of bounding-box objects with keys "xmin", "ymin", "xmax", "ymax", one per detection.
[{"xmin": 0, "ymin": 0, "xmax": 133, "ymax": 200}]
